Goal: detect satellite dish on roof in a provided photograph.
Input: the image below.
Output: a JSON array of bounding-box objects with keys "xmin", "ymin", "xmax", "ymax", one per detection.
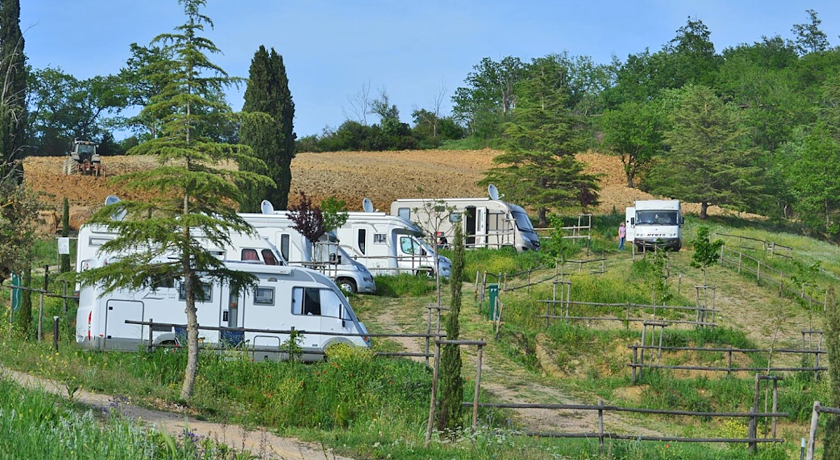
[
  {"xmin": 362, "ymin": 197, "xmax": 374, "ymax": 213},
  {"xmin": 260, "ymin": 200, "xmax": 275, "ymax": 215},
  {"xmin": 104, "ymin": 195, "xmax": 127, "ymax": 221},
  {"xmin": 488, "ymin": 184, "xmax": 500, "ymax": 201}
]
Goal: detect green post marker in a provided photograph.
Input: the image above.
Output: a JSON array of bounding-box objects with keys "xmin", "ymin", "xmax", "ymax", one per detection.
[{"xmin": 488, "ymin": 283, "xmax": 498, "ymax": 320}]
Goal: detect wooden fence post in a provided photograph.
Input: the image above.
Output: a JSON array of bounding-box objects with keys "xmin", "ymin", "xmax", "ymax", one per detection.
[
  {"xmin": 472, "ymin": 345, "xmax": 484, "ymax": 433},
  {"xmin": 598, "ymin": 399, "xmax": 605, "ymax": 455},
  {"xmin": 738, "ymin": 251, "xmax": 742, "ymax": 273},
  {"xmin": 148, "ymin": 318, "xmax": 155, "ymax": 352},
  {"xmin": 424, "ymin": 342, "xmax": 442, "ymax": 448},
  {"xmin": 771, "ymin": 379, "xmax": 778, "ymax": 439},
  {"xmin": 749, "ymin": 374, "xmax": 760, "ymax": 454},
  {"xmin": 631, "ymin": 344, "xmax": 638, "ymax": 384},
  {"xmin": 806, "ymin": 401, "xmax": 820, "ymax": 460},
  {"xmin": 727, "ymin": 346, "xmax": 733, "ymax": 376}
]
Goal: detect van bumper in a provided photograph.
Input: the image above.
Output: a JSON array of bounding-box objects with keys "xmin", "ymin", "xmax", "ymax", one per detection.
[{"xmin": 634, "ymin": 238, "xmax": 681, "ymax": 250}]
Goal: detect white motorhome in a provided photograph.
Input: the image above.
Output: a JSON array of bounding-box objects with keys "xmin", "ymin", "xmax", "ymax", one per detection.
[
  {"xmin": 335, "ymin": 207, "xmax": 452, "ymax": 278},
  {"xmin": 76, "ymin": 223, "xmax": 285, "ymax": 274},
  {"xmin": 75, "ymin": 261, "xmax": 370, "ymax": 362},
  {"xmin": 625, "ymin": 200, "xmax": 684, "ymax": 251},
  {"xmin": 390, "ymin": 186, "xmax": 540, "ymax": 252},
  {"xmin": 240, "ymin": 203, "xmax": 376, "ymax": 294}
]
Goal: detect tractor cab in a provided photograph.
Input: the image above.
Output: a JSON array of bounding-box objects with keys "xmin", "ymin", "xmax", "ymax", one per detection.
[{"xmin": 64, "ymin": 140, "xmax": 103, "ymax": 176}]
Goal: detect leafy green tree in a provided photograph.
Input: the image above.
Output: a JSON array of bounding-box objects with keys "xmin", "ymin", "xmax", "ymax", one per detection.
[
  {"xmin": 240, "ymin": 45, "xmax": 295, "ymax": 212},
  {"xmin": 661, "ymin": 17, "xmax": 721, "ymax": 88},
  {"xmin": 437, "ymin": 224, "xmax": 465, "ymax": 432},
  {"xmin": 76, "ymin": 0, "xmax": 271, "ymax": 402},
  {"xmin": 792, "ymin": 9, "xmax": 829, "ymax": 56},
  {"xmin": 690, "ymin": 226, "xmax": 724, "ymax": 284},
  {"xmin": 647, "ymin": 85, "xmax": 765, "ymax": 219},
  {"xmin": 27, "ymin": 67, "xmax": 128, "ymax": 154},
  {"xmin": 453, "ymin": 56, "xmax": 525, "ymax": 139},
  {"xmin": 599, "ymin": 101, "xmax": 664, "ymax": 188},
  {"xmin": 119, "ymin": 42, "xmax": 175, "ymax": 138},
  {"xmin": 0, "ymin": 176, "xmax": 36, "ymax": 286},
  {"xmin": 0, "ymin": 0, "xmax": 26, "ymax": 181},
  {"xmin": 319, "ymin": 196, "xmax": 348, "ymax": 233},
  {"xmin": 480, "ymin": 57, "xmax": 599, "ymax": 225}
]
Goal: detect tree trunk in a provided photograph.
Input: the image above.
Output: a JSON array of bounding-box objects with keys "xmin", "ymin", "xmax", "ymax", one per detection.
[
  {"xmin": 700, "ymin": 202, "xmax": 709, "ymax": 220},
  {"xmin": 539, "ymin": 207, "xmax": 548, "ymax": 226},
  {"xmin": 181, "ymin": 272, "xmax": 199, "ymax": 402}
]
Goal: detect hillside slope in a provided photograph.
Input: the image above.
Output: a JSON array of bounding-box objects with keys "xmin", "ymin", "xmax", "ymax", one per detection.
[{"xmin": 24, "ymin": 150, "xmax": 748, "ymax": 218}]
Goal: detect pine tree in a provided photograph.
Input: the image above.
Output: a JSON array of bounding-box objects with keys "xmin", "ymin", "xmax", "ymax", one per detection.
[
  {"xmin": 76, "ymin": 0, "xmax": 272, "ymax": 402},
  {"xmin": 0, "ymin": 0, "xmax": 26, "ymax": 182},
  {"xmin": 437, "ymin": 225, "xmax": 465, "ymax": 432},
  {"xmin": 480, "ymin": 57, "xmax": 599, "ymax": 225},
  {"xmin": 647, "ymin": 85, "xmax": 766, "ymax": 219},
  {"xmin": 240, "ymin": 45, "xmax": 295, "ymax": 211}
]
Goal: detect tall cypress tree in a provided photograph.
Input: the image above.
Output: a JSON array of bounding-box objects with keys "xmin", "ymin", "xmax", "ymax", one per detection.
[
  {"xmin": 437, "ymin": 225, "xmax": 465, "ymax": 432},
  {"xmin": 240, "ymin": 45, "xmax": 295, "ymax": 211},
  {"xmin": 0, "ymin": 0, "xmax": 26, "ymax": 182}
]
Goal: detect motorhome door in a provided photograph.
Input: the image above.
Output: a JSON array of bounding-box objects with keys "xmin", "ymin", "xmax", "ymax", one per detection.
[
  {"xmin": 625, "ymin": 207, "xmax": 636, "ymax": 243},
  {"xmin": 476, "ymin": 207, "xmax": 487, "ymax": 247},
  {"xmin": 464, "ymin": 207, "xmax": 476, "ymax": 247},
  {"xmin": 220, "ymin": 287, "xmax": 244, "ymax": 346},
  {"xmin": 104, "ymin": 300, "xmax": 144, "ymax": 351}
]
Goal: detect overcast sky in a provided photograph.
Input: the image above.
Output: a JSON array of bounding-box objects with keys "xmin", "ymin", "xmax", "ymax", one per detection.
[{"xmin": 22, "ymin": 0, "xmax": 840, "ymax": 137}]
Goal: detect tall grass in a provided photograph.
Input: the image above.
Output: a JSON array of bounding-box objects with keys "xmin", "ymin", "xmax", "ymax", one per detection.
[{"xmin": 0, "ymin": 377, "xmax": 244, "ymax": 459}]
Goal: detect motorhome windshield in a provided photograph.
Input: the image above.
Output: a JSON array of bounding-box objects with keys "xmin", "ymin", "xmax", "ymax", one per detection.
[
  {"xmin": 511, "ymin": 210, "xmax": 535, "ymax": 231},
  {"xmin": 636, "ymin": 210, "xmax": 680, "ymax": 225}
]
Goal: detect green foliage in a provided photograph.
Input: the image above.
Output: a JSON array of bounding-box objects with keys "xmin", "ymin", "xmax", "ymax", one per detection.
[
  {"xmin": 539, "ymin": 214, "xmax": 570, "ymax": 260},
  {"xmin": 647, "ymin": 85, "xmax": 766, "ymax": 218},
  {"xmin": 0, "ymin": 0, "xmax": 26, "ymax": 181},
  {"xmin": 479, "ymin": 57, "xmax": 600, "ymax": 223},
  {"xmin": 0, "ymin": 177, "xmax": 37, "ymax": 285},
  {"xmin": 373, "ymin": 274, "xmax": 435, "ymax": 298},
  {"xmin": 319, "ymin": 196, "xmax": 348, "ymax": 233},
  {"xmin": 76, "ymin": 0, "xmax": 272, "ymax": 402},
  {"xmin": 825, "ymin": 289, "xmax": 840, "ymax": 458},
  {"xmin": 792, "ymin": 9, "xmax": 829, "ymax": 55},
  {"xmin": 438, "ymin": 225, "xmax": 465, "ymax": 432},
  {"xmin": 239, "ymin": 45, "xmax": 295, "ymax": 212},
  {"xmin": 599, "ymin": 101, "xmax": 664, "ymax": 188},
  {"xmin": 690, "ymin": 226, "xmax": 724, "ymax": 282}
]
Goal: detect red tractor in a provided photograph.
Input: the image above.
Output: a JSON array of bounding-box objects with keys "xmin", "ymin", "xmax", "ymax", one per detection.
[{"xmin": 63, "ymin": 140, "xmax": 103, "ymax": 176}]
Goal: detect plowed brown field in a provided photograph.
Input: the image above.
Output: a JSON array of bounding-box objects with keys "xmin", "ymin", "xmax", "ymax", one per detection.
[{"xmin": 23, "ymin": 150, "xmax": 746, "ymax": 218}]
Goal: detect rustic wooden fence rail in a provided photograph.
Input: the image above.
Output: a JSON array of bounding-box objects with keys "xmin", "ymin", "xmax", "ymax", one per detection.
[
  {"xmin": 714, "ymin": 232, "xmax": 793, "ymax": 258},
  {"xmin": 719, "ymin": 246, "xmax": 826, "ymax": 307},
  {"xmin": 123, "ymin": 319, "xmax": 444, "ymax": 359},
  {"xmin": 628, "ymin": 343, "xmax": 827, "ymax": 384},
  {"xmin": 460, "ymin": 401, "xmax": 786, "ymax": 454},
  {"xmin": 538, "ymin": 299, "xmax": 717, "ymax": 329}
]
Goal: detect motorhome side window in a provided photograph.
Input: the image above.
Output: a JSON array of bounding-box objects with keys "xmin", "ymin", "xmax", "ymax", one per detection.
[
  {"xmin": 150, "ymin": 274, "xmax": 175, "ymax": 291},
  {"xmin": 280, "ymin": 234, "xmax": 290, "ymax": 261},
  {"xmin": 358, "ymin": 229, "xmax": 366, "ymax": 254},
  {"xmin": 261, "ymin": 249, "xmax": 279, "ymax": 265},
  {"xmin": 400, "ymin": 236, "xmax": 415, "ymax": 255},
  {"xmin": 241, "ymin": 248, "xmax": 259, "ymax": 261},
  {"xmin": 373, "ymin": 234, "xmax": 386, "ymax": 244},
  {"xmin": 292, "ymin": 287, "xmax": 346, "ymax": 318},
  {"xmin": 397, "ymin": 208, "xmax": 410, "ymax": 220},
  {"xmin": 178, "ymin": 281, "xmax": 213, "ymax": 302},
  {"xmin": 254, "ymin": 287, "xmax": 275, "ymax": 306}
]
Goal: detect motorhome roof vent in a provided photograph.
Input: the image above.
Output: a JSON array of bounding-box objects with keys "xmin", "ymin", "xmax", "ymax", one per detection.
[
  {"xmin": 488, "ymin": 184, "xmax": 500, "ymax": 200},
  {"xmin": 260, "ymin": 200, "xmax": 275, "ymax": 215},
  {"xmin": 362, "ymin": 197, "xmax": 374, "ymax": 213},
  {"xmin": 104, "ymin": 195, "xmax": 127, "ymax": 221}
]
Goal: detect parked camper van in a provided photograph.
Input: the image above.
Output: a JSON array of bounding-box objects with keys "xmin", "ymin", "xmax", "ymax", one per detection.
[
  {"xmin": 240, "ymin": 203, "xmax": 376, "ymax": 294},
  {"xmin": 390, "ymin": 186, "xmax": 540, "ymax": 252},
  {"xmin": 76, "ymin": 223, "xmax": 285, "ymax": 274},
  {"xmin": 335, "ymin": 207, "xmax": 452, "ymax": 278},
  {"xmin": 625, "ymin": 200, "xmax": 683, "ymax": 251},
  {"xmin": 75, "ymin": 261, "xmax": 370, "ymax": 362}
]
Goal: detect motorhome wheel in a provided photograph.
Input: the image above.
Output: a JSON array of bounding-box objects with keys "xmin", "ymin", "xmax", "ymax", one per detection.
[{"xmin": 337, "ymin": 278, "xmax": 357, "ymax": 294}]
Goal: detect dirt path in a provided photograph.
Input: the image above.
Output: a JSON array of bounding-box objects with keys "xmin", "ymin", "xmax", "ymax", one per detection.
[
  {"xmin": 1, "ymin": 367, "xmax": 353, "ymax": 460},
  {"xmin": 367, "ymin": 298, "xmax": 661, "ymax": 437}
]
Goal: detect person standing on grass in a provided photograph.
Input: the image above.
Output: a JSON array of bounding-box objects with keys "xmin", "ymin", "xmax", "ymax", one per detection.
[{"xmin": 618, "ymin": 222, "xmax": 626, "ymax": 250}]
